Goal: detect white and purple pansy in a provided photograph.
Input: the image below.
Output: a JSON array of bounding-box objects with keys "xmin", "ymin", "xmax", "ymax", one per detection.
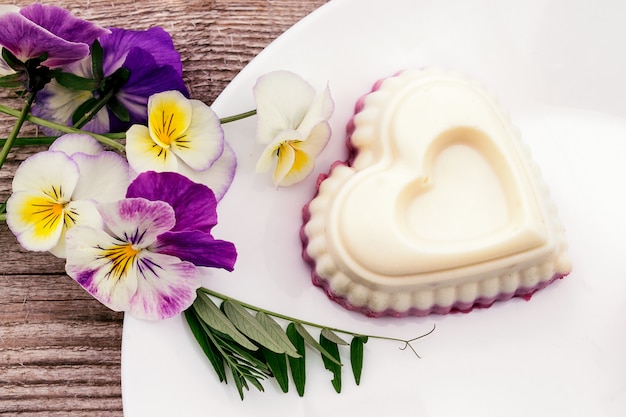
[
  {"xmin": 5, "ymin": 133, "xmax": 130, "ymax": 257},
  {"xmin": 0, "ymin": 4, "xmax": 109, "ymax": 68},
  {"xmin": 65, "ymin": 171, "xmax": 237, "ymax": 320}
]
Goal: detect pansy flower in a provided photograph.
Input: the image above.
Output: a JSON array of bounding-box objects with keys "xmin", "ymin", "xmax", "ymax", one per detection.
[
  {"xmin": 254, "ymin": 70, "xmax": 334, "ymax": 187},
  {"xmin": 5, "ymin": 134, "xmax": 130, "ymax": 257},
  {"xmin": 126, "ymin": 90, "xmax": 236, "ymax": 200},
  {"xmin": 32, "ymin": 27, "xmax": 188, "ymax": 133},
  {"xmin": 0, "ymin": 4, "xmax": 109, "ymax": 69},
  {"xmin": 65, "ymin": 171, "xmax": 237, "ymax": 320}
]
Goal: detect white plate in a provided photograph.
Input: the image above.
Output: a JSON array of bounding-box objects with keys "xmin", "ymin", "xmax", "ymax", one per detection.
[{"xmin": 121, "ymin": 0, "xmax": 626, "ymax": 416}]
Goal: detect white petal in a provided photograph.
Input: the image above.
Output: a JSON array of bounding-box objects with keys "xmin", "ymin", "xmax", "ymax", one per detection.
[
  {"xmin": 65, "ymin": 225, "xmax": 139, "ymax": 312},
  {"xmin": 49, "ymin": 199, "xmax": 103, "ymax": 258},
  {"xmin": 253, "ymin": 70, "xmax": 315, "ymax": 144},
  {"xmin": 294, "ymin": 121, "xmax": 332, "ymax": 158},
  {"xmin": 126, "ymin": 124, "xmax": 179, "ymax": 173},
  {"xmin": 296, "ymin": 84, "xmax": 334, "ymax": 137},
  {"xmin": 71, "ymin": 151, "xmax": 130, "ymax": 202},
  {"xmin": 49, "ymin": 134, "xmax": 104, "ymax": 156},
  {"xmin": 128, "ymin": 251, "xmax": 200, "ymax": 320},
  {"xmin": 11, "ymin": 151, "xmax": 79, "ymax": 195},
  {"xmin": 255, "ymin": 128, "xmax": 301, "ymax": 173},
  {"xmin": 171, "ymin": 100, "xmax": 224, "ymax": 171},
  {"xmin": 178, "ymin": 142, "xmax": 237, "ymax": 201},
  {"xmin": 6, "ymin": 190, "xmax": 65, "ymax": 252}
]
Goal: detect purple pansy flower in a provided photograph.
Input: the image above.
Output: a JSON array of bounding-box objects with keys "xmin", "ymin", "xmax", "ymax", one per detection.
[
  {"xmin": 0, "ymin": 4, "xmax": 109, "ymax": 68},
  {"xmin": 32, "ymin": 27, "xmax": 188, "ymax": 134},
  {"xmin": 65, "ymin": 171, "xmax": 237, "ymax": 320}
]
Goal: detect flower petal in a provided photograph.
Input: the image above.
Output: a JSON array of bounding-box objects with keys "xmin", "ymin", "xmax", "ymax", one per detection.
[
  {"xmin": 19, "ymin": 4, "xmax": 109, "ymax": 49},
  {"xmin": 154, "ymin": 230, "xmax": 237, "ymax": 271},
  {"xmin": 49, "ymin": 133, "xmax": 104, "ymax": 156},
  {"xmin": 99, "ymin": 27, "xmax": 184, "ymax": 78},
  {"xmin": 98, "ymin": 198, "xmax": 175, "ymax": 248},
  {"xmin": 0, "ymin": 5, "xmax": 104, "ymax": 67},
  {"xmin": 129, "ymin": 251, "xmax": 200, "ymax": 320},
  {"xmin": 6, "ymin": 190, "xmax": 65, "ymax": 251},
  {"xmin": 293, "ymin": 121, "xmax": 332, "ymax": 158},
  {"xmin": 148, "ymin": 90, "xmax": 193, "ymax": 149},
  {"xmin": 275, "ymin": 144, "xmax": 316, "ymax": 187},
  {"xmin": 126, "ymin": 171, "xmax": 218, "ymax": 233},
  {"xmin": 171, "ymin": 100, "xmax": 224, "ymax": 171},
  {"xmin": 49, "ymin": 198, "xmax": 103, "ymax": 258},
  {"xmin": 177, "ymin": 141, "xmax": 237, "ymax": 201},
  {"xmin": 112, "ymin": 47, "xmax": 188, "ymax": 132},
  {"xmin": 255, "ymin": 128, "xmax": 301, "ymax": 173},
  {"xmin": 296, "ymin": 84, "xmax": 334, "ymax": 138},
  {"xmin": 253, "ymin": 70, "xmax": 315, "ymax": 144},
  {"xmin": 126, "ymin": 124, "xmax": 179, "ymax": 173},
  {"xmin": 272, "ymin": 142, "xmax": 296, "ymax": 187},
  {"xmin": 11, "ymin": 150, "xmax": 79, "ymax": 195},
  {"xmin": 71, "ymin": 152, "xmax": 130, "ymax": 202},
  {"xmin": 65, "ymin": 225, "xmax": 139, "ymax": 312}
]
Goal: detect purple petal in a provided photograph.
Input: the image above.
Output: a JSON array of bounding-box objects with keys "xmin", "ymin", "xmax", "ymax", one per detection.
[
  {"xmin": 98, "ymin": 198, "xmax": 175, "ymax": 247},
  {"xmin": 100, "ymin": 27, "xmax": 183, "ymax": 77},
  {"xmin": 110, "ymin": 48, "xmax": 188, "ymax": 131},
  {"xmin": 20, "ymin": 4, "xmax": 109, "ymax": 47},
  {"xmin": 154, "ymin": 230, "xmax": 237, "ymax": 271},
  {"xmin": 126, "ymin": 171, "xmax": 219, "ymax": 233},
  {"xmin": 0, "ymin": 4, "xmax": 108, "ymax": 67},
  {"xmin": 97, "ymin": 28, "xmax": 188, "ymax": 131},
  {"xmin": 0, "ymin": 12, "xmax": 88, "ymax": 67}
]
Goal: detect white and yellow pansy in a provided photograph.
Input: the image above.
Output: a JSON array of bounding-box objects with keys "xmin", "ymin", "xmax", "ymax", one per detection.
[
  {"xmin": 253, "ymin": 70, "xmax": 334, "ymax": 187},
  {"xmin": 6, "ymin": 134, "xmax": 130, "ymax": 257},
  {"xmin": 125, "ymin": 90, "xmax": 236, "ymax": 200}
]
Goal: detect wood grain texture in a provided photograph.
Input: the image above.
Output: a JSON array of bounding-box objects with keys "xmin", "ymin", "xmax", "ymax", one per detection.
[{"xmin": 0, "ymin": 1, "xmax": 328, "ymax": 415}]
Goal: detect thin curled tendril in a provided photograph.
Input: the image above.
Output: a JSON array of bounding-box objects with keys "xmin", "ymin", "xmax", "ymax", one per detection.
[{"xmin": 398, "ymin": 323, "xmax": 436, "ymax": 358}]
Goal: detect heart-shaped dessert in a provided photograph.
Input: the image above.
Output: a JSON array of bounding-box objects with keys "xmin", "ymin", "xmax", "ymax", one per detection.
[{"xmin": 301, "ymin": 69, "xmax": 571, "ymax": 317}]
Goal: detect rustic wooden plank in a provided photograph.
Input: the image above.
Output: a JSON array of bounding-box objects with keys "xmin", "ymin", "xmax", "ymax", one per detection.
[{"xmin": 0, "ymin": 1, "xmax": 329, "ymax": 415}]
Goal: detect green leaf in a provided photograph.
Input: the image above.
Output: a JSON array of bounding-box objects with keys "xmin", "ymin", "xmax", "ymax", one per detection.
[
  {"xmin": 255, "ymin": 312, "xmax": 300, "ymax": 358},
  {"xmin": 55, "ymin": 72, "xmax": 98, "ymax": 91},
  {"xmin": 2, "ymin": 48, "xmax": 22, "ymax": 71},
  {"xmin": 184, "ymin": 308, "xmax": 226, "ymax": 383},
  {"xmin": 293, "ymin": 323, "xmax": 342, "ymax": 367},
  {"xmin": 350, "ymin": 336, "xmax": 368, "ymax": 385},
  {"xmin": 320, "ymin": 333, "xmax": 342, "ymax": 393},
  {"xmin": 262, "ymin": 347, "xmax": 289, "ymax": 393},
  {"xmin": 0, "ymin": 72, "xmax": 23, "ymax": 89},
  {"xmin": 286, "ymin": 323, "xmax": 306, "ymax": 397},
  {"xmin": 91, "ymin": 40, "xmax": 104, "ymax": 81},
  {"xmin": 223, "ymin": 300, "xmax": 293, "ymax": 355},
  {"xmin": 192, "ymin": 294, "xmax": 257, "ymax": 351},
  {"xmin": 107, "ymin": 96, "xmax": 130, "ymax": 122},
  {"xmin": 321, "ymin": 328, "xmax": 349, "ymax": 346}
]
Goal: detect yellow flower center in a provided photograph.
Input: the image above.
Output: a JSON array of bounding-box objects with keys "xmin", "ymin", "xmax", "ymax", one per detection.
[
  {"xmin": 150, "ymin": 107, "xmax": 188, "ymax": 148},
  {"xmin": 102, "ymin": 243, "xmax": 141, "ymax": 281}
]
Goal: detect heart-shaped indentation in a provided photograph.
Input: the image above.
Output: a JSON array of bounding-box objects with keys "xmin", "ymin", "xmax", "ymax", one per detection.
[{"xmin": 303, "ymin": 69, "xmax": 570, "ymax": 316}]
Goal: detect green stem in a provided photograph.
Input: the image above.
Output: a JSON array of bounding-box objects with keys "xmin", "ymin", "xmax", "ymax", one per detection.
[
  {"xmin": 198, "ymin": 287, "xmax": 435, "ymax": 349},
  {"xmin": 219, "ymin": 109, "xmax": 256, "ymax": 124},
  {"xmin": 0, "ymin": 93, "xmax": 36, "ymax": 169},
  {"xmin": 72, "ymin": 87, "xmax": 116, "ymax": 129},
  {"xmin": 0, "ymin": 103, "xmax": 125, "ymax": 152}
]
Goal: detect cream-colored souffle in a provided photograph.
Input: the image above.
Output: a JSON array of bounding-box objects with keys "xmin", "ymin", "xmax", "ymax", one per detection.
[{"xmin": 301, "ymin": 69, "xmax": 571, "ymax": 317}]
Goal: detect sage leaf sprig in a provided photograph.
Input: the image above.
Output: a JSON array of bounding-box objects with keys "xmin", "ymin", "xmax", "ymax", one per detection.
[{"xmin": 185, "ymin": 287, "xmax": 435, "ymax": 400}]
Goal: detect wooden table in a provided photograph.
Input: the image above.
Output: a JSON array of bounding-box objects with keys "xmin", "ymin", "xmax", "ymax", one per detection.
[{"xmin": 0, "ymin": 1, "xmax": 328, "ymax": 415}]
